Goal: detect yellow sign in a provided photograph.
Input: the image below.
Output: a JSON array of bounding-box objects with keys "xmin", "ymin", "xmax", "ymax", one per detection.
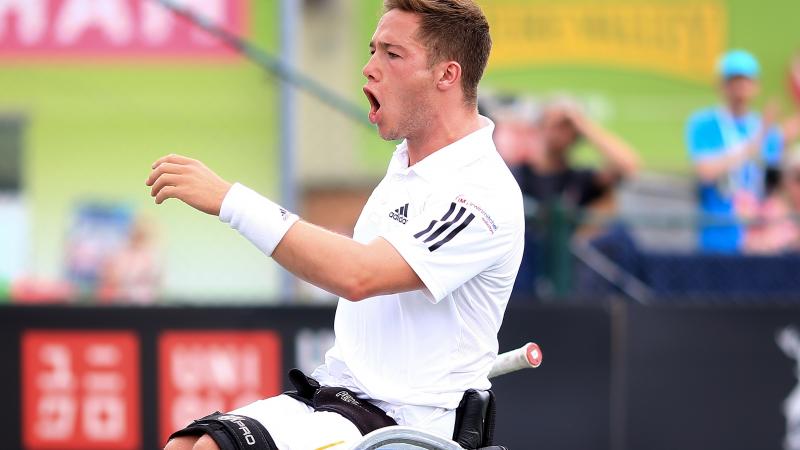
[{"xmin": 484, "ymin": 1, "xmax": 726, "ymax": 82}]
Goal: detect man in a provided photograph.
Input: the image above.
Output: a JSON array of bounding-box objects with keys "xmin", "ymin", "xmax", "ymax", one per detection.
[
  {"xmin": 512, "ymin": 100, "xmax": 640, "ymax": 210},
  {"xmin": 686, "ymin": 49, "xmax": 799, "ymax": 253},
  {"xmin": 480, "ymin": 94, "xmax": 538, "ymax": 168},
  {"xmin": 149, "ymin": 1, "xmax": 524, "ymax": 449},
  {"xmin": 509, "ymin": 100, "xmax": 639, "ymax": 296}
]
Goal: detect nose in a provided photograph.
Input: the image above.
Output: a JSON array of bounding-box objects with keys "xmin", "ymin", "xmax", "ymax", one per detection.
[{"xmin": 362, "ymin": 54, "xmax": 379, "ymax": 82}]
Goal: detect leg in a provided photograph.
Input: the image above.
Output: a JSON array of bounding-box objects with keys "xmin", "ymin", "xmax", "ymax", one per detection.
[
  {"xmin": 232, "ymin": 395, "xmax": 362, "ymax": 449},
  {"xmin": 167, "ymin": 395, "xmax": 310, "ymax": 450},
  {"xmin": 229, "ymin": 395, "xmax": 313, "ymax": 449},
  {"xmin": 163, "ymin": 434, "xmax": 220, "ymax": 450},
  {"xmin": 163, "ymin": 435, "xmax": 199, "ymax": 450},
  {"xmin": 192, "ymin": 434, "xmax": 221, "ymax": 450},
  {"xmin": 167, "ymin": 394, "xmax": 363, "ymax": 450},
  {"xmin": 286, "ymin": 410, "xmax": 362, "ymax": 450}
]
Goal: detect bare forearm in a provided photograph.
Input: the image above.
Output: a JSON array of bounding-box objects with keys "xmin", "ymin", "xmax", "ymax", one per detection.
[
  {"xmin": 694, "ymin": 134, "xmax": 764, "ymax": 182},
  {"xmin": 272, "ymin": 222, "xmax": 372, "ymax": 300},
  {"xmin": 273, "ymin": 221, "xmax": 422, "ymax": 301},
  {"xmin": 579, "ymin": 120, "xmax": 640, "ymax": 178},
  {"xmin": 147, "ymin": 155, "xmax": 422, "ymax": 300}
]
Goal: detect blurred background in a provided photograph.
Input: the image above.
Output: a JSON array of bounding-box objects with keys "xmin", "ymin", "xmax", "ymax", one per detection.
[{"xmin": 2, "ymin": 0, "xmax": 800, "ymax": 449}]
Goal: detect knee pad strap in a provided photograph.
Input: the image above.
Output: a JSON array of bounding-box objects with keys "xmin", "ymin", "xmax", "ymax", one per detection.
[{"xmin": 169, "ymin": 411, "xmax": 278, "ymax": 450}]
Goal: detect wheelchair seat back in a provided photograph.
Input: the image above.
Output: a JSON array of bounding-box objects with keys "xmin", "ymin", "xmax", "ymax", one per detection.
[{"xmin": 452, "ymin": 389, "xmax": 497, "ymax": 449}]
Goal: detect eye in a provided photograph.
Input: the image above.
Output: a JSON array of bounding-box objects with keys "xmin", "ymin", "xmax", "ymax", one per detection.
[{"xmin": 388, "ymin": 52, "xmax": 400, "ymax": 59}]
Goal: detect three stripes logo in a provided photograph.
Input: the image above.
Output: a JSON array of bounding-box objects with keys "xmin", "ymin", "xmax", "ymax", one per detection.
[
  {"xmin": 390, "ymin": 203, "xmax": 409, "ymax": 224},
  {"xmin": 414, "ymin": 202, "xmax": 475, "ymax": 252}
]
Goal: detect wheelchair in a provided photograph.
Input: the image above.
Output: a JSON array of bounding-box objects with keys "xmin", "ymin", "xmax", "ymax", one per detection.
[{"xmin": 349, "ymin": 342, "xmax": 542, "ymax": 450}]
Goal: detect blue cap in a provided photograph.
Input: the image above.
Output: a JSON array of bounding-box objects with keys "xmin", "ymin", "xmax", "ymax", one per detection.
[{"xmin": 718, "ymin": 50, "xmax": 760, "ymax": 79}]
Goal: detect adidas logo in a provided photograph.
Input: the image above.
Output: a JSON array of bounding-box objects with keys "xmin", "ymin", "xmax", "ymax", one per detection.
[{"xmin": 389, "ymin": 203, "xmax": 409, "ymax": 224}]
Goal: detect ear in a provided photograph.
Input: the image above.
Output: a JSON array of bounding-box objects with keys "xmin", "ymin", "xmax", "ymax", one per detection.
[{"xmin": 434, "ymin": 61, "xmax": 462, "ymax": 93}]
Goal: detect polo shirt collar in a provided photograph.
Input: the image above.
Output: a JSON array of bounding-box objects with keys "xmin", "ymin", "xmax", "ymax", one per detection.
[{"xmin": 389, "ymin": 116, "xmax": 496, "ymax": 181}]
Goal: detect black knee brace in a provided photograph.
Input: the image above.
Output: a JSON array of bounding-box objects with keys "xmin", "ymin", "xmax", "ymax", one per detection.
[{"xmin": 168, "ymin": 411, "xmax": 278, "ymax": 450}]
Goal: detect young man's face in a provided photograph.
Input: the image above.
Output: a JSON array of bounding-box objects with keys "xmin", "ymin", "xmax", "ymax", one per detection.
[
  {"xmin": 363, "ymin": 9, "xmax": 437, "ymax": 141},
  {"xmin": 721, "ymin": 76, "xmax": 759, "ymax": 109}
]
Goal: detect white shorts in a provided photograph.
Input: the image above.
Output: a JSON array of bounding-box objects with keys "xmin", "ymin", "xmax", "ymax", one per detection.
[
  {"xmin": 230, "ymin": 394, "xmax": 361, "ymax": 450},
  {"xmin": 229, "ymin": 394, "xmax": 456, "ymax": 450}
]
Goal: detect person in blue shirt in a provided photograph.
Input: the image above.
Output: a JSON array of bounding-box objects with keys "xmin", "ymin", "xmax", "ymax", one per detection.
[{"xmin": 686, "ymin": 50, "xmax": 799, "ymax": 253}]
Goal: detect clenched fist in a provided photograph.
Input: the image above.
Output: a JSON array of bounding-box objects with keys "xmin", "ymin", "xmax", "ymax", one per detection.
[{"xmin": 146, "ymin": 154, "xmax": 232, "ymax": 216}]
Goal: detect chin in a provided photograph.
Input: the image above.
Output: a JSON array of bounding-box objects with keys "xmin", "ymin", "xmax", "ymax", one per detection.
[{"xmin": 377, "ymin": 126, "xmax": 401, "ymax": 142}]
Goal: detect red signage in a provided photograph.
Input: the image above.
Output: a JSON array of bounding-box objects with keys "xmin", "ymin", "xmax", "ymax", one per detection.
[
  {"xmin": 0, "ymin": 0, "xmax": 248, "ymax": 58},
  {"xmin": 21, "ymin": 331, "xmax": 141, "ymax": 450},
  {"xmin": 158, "ymin": 330, "xmax": 282, "ymax": 445}
]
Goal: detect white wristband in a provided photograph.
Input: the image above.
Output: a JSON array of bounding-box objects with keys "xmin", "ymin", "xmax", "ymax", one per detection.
[{"xmin": 219, "ymin": 183, "xmax": 300, "ymax": 256}]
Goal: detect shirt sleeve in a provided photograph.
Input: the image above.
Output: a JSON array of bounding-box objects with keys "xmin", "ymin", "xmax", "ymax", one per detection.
[
  {"xmin": 380, "ymin": 193, "xmax": 520, "ymax": 304},
  {"xmin": 686, "ymin": 112, "xmax": 723, "ymax": 161}
]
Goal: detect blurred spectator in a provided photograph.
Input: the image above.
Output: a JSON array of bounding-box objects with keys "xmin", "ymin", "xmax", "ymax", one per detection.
[
  {"xmin": 65, "ymin": 202, "xmax": 134, "ymax": 295},
  {"xmin": 790, "ymin": 51, "xmax": 800, "ymax": 106},
  {"xmin": 686, "ymin": 49, "xmax": 800, "ymax": 253},
  {"xmin": 512, "ymin": 99, "xmax": 640, "ymax": 209},
  {"xmin": 481, "ymin": 94, "xmax": 539, "ymax": 168},
  {"xmin": 744, "ymin": 146, "xmax": 800, "ymax": 253},
  {"xmin": 510, "ymin": 99, "xmax": 639, "ymax": 298},
  {"xmin": 96, "ymin": 217, "xmax": 162, "ymax": 304}
]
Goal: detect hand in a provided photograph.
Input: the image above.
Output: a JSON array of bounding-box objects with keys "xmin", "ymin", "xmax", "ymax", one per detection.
[
  {"xmin": 146, "ymin": 154, "xmax": 232, "ymax": 216},
  {"xmin": 561, "ymin": 104, "xmax": 589, "ymax": 133},
  {"xmin": 782, "ymin": 113, "xmax": 800, "ymax": 142},
  {"xmin": 762, "ymin": 100, "xmax": 779, "ymax": 131}
]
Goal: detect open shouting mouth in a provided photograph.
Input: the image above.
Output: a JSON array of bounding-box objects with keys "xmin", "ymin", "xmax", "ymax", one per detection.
[{"xmin": 364, "ymin": 87, "xmax": 381, "ymax": 124}]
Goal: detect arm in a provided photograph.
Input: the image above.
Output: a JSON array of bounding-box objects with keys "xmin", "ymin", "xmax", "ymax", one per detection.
[
  {"xmin": 567, "ymin": 109, "xmax": 640, "ymax": 186},
  {"xmin": 146, "ymin": 154, "xmax": 423, "ymax": 301},
  {"xmin": 272, "ymin": 223, "xmax": 423, "ymax": 301},
  {"xmin": 782, "ymin": 112, "xmax": 800, "ymax": 143},
  {"xmin": 691, "ymin": 105, "xmax": 777, "ymax": 183},
  {"xmin": 693, "ymin": 132, "xmax": 766, "ymax": 183}
]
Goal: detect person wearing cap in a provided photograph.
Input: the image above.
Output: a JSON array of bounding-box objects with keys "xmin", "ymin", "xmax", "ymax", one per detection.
[{"xmin": 686, "ymin": 49, "xmax": 800, "ymax": 253}]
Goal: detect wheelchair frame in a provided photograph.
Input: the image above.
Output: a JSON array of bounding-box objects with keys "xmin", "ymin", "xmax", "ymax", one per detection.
[{"xmin": 347, "ymin": 343, "xmax": 542, "ymax": 449}]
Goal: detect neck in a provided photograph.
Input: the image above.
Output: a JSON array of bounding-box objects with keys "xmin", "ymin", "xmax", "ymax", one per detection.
[
  {"xmin": 535, "ymin": 148, "xmax": 568, "ymax": 173},
  {"xmin": 726, "ymin": 101, "xmax": 749, "ymax": 118},
  {"xmin": 405, "ymin": 105, "xmax": 481, "ymax": 166}
]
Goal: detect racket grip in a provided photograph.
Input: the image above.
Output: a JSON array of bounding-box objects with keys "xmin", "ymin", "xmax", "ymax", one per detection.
[{"xmin": 488, "ymin": 342, "xmax": 542, "ymax": 379}]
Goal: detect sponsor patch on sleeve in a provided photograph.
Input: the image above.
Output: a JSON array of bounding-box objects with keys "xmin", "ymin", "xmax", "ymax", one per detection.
[{"xmin": 455, "ymin": 195, "xmax": 497, "ymax": 235}]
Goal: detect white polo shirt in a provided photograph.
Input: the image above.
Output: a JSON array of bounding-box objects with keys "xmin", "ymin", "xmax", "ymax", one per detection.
[{"xmin": 312, "ymin": 116, "xmax": 525, "ymax": 413}]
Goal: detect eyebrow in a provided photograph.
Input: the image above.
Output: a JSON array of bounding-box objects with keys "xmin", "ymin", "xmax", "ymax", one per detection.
[{"xmin": 369, "ymin": 41, "xmax": 405, "ymax": 52}]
